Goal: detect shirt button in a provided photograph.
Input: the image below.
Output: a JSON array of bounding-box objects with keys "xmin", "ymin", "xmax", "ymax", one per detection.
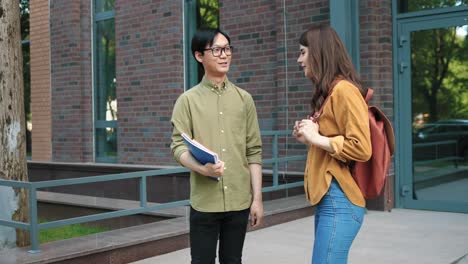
[
  {"xmin": 219, "ymin": 112, "xmax": 223, "ymax": 115},
  {"xmin": 222, "ymin": 148, "xmax": 226, "ymax": 152},
  {"xmin": 224, "ymin": 186, "xmax": 228, "ymax": 189},
  {"xmin": 224, "ymin": 167, "xmax": 227, "ymax": 170},
  {"xmin": 221, "ymin": 130, "xmax": 224, "ymax": 133}
]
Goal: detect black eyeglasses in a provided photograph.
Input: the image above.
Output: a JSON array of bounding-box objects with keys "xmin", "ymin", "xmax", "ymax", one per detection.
[{"xmin": 204, "ymin": 46, "xmax": 234, "ymax": 57}]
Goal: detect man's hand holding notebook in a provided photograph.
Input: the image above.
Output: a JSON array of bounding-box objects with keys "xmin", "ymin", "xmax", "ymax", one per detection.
[{"xmin": 181, "ymin": 133, "xmax": 222, "ymax": 181}]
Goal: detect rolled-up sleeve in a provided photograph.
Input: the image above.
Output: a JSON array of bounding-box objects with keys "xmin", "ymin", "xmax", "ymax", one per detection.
[
  {"xmin": 329, "ymin": 135, "xmax": 346, "ymax": 162},
  {"xmin": 170, "ymin": 94, "xmax": 191, "ymax": 163},
  {"xmin": 245, "ymin": 95, "xmax": 262, "ymax": 164},
  {"xmin": 328, "ymin": 84, "xmax": 372, "ymax": 163}
]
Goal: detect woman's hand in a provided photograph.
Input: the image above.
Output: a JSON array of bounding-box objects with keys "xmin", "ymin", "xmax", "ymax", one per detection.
[
  {"xmin": 293, "ymin": 119, "xmax": 320, "ymax": 145},
  {"xmin": 293, "ymin": 119, "xmax": 334, "ymax": 153}
]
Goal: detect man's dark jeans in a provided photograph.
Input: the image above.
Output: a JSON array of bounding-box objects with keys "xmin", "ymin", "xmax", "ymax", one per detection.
[{"xmin": 190, "ymin": 206, "xmax": 250, "ymax": 264}]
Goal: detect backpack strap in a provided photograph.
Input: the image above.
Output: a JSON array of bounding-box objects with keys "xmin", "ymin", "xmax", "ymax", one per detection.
[
  {"xmin": 310, "ymin": 95, "xmax": 331, "ymax": 121},
  {"xmin": 310, "ymin": 78, "xmax": 342, "ymax": 121},
  {"xmin": 365, "ymin": 88, "xmax": 374, "ymax": 103},
  {"xmin": 312, "ymin": 80, "xmax": 369, "ymax": 122}
]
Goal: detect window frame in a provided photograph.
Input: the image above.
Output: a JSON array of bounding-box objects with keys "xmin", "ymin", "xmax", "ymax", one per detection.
[
  {"xmin": 92, "ymin": 1, "xmax": 117, "ymax": 163},
  {"xmin": 183, "ymin": 0, "xmax": 220, "ymax": 90}
]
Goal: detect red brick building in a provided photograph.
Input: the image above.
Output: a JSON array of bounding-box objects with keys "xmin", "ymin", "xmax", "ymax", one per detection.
[
  {"xmin": 29, "ymin": 0, "xmax": 468, "ymax": 212},
  {"xmin": 30, "ymin": 0, "xmax": 392, "ymax": 162}
]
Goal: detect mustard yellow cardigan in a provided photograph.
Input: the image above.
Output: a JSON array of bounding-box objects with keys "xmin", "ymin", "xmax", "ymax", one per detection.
[{"xmin": 304, "ymin": 80, "xmax": 372, "ymax": 207}]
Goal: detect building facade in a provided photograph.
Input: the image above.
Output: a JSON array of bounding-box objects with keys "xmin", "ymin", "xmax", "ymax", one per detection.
[{"xmin": 29, "ymin": 0, "xmax": 468, "ymax": 212}]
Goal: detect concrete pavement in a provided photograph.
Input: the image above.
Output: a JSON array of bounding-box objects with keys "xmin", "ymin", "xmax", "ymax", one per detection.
[{"xmin": 131, "ymin": 209, "xmax": 468, "ymax": 264}]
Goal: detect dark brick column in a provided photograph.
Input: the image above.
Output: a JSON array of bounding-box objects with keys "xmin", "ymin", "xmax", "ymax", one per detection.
[
  {"xmin": 359, "ymin": 0, "xmax": 394, "ymax": 211},
  {"xmin": 116, "ymin": 0, "xmax": 184, "ymax": 165},
  {"xmin": 49, "ymin": 0, "xmax": 93, "ymax": 162}
]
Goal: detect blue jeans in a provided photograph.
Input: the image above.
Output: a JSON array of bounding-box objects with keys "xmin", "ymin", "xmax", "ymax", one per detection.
[{"xmin": 312, "ymin": 179, "xmax": 365, "ymax": 264}]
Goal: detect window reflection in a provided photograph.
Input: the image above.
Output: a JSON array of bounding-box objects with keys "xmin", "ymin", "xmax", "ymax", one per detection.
[
  {"xmin": 196, "ymin": 0, "xmax": 220, "ymax": 81},
  {"xmin": 95, "ymin": 0, "xmax": 115, "ymax": 13},
  {"xmin": 411, "ymin": 25, "xmax": 468, "ymax": 202},
  {"xmin": 94, "ymin": 0, "xmax": 117, "ymax": 162},
  {"xmin": 96, "ymin": 19, "xmax": 117, "ymax": 121},
  {"xmin": 398, "ymin": 0, "xmax": 467, "ymax": 13},
  {"xmin": 96, "ymin": 128, "xmax": 117, "ymax": 159}
]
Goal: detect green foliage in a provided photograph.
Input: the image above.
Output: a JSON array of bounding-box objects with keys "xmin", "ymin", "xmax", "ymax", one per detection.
[
  {"xmin": 20, "ymin": 0, "xmax": 31, "ymax": 155},
  {"xmin": 20, "ymin": 0, "xmax": 30, "ymax": 120},
  {"xmin": 20, "ymin": 0, "xmax": 29, "ymax": 40},
  {"xmin": 411, "ymin": 25, "xmax": 468, "ymax": 122},
  {"xmin": 401, "ymin": 0, "xmax": 468, "ymax": 13},
  {"xmin": 197, "ymin": 0, "xmax": 219, "ymax": 29}
]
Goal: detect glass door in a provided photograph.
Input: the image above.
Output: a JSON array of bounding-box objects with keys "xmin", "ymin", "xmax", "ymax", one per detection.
[{"xmin": 398, "ymin": 11, "xmax": 468, "ymax": 212}]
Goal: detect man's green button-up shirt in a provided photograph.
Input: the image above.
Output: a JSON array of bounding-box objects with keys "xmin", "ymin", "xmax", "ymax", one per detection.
[{"xmin": 170, "ymin": 76, "xmax": 262, "ymax": 212}]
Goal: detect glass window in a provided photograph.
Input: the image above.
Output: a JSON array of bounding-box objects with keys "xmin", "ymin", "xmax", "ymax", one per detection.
[
  {"xmin": 95, "ymin": 0, "xmax": 115, "ymax": 13},
  {"xmin": 398, "ymin": 0, "xmax": 467, "ymax": 14},
  {"xmin": 411, "ymin": 24, "xmax": 468, "ymax": 202},
  {"xmin": 20, "ymin": 0, "xmax": 31, "ymax": 159},
  {"xmin": 185, "ymin": 0, "xmax": 220, "ymax": 89},
  {"xmin": 94, "ymin": 1, "xmax": 117, "ymax": 163},
  {"xmin": 95, "ymin": 19, "xmax": 117, "ymax": 122},
  {"xmin": 95, "ymin": 127, "xmax": 117, "ymax": 161}
]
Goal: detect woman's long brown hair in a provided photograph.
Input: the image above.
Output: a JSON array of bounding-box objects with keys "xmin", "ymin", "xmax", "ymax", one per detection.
[{"xmin": 299, "ymin": 24, "xmax": 367, "ymax": 112}]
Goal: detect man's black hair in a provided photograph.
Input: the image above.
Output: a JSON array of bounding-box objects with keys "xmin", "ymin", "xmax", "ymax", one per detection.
[{"xmin": 191, "ymin": 28, "xmax": 231, "ymax": 59}]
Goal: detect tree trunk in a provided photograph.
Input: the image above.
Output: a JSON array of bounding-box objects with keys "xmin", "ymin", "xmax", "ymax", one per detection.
[{"xmin": 0, "ymin": 0, "xmax": 30, "ymax": 248}]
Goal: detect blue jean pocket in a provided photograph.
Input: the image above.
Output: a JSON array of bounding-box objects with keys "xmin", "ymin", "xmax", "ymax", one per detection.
[{"xmin": 348, "ymin": 203, "xmax": 365, "ymax": 224}]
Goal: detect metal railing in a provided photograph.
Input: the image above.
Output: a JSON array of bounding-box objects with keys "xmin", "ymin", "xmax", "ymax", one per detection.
[
  {"xmin": 0, "ymin": 130, "xmax": 306, "ymax": 253},
  {"xmin": 413, "ymin": 140, "xmax": 462, "ymax": 168}
]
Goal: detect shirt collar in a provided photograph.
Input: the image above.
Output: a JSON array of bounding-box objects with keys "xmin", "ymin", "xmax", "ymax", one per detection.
[{"xmin": 201, "ymin": 76, "xmax": 229, "ymax": 93}]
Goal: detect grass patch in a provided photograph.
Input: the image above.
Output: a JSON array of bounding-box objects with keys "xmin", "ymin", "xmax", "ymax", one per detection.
[{"xmin": 39, "ymin": 218, "xmax": 110, "ymax": 243}]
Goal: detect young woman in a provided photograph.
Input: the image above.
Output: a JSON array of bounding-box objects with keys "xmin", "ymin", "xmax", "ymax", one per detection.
[{"xmin": 293, "ymin": 24, "xmax": 372, "ymax": 264}]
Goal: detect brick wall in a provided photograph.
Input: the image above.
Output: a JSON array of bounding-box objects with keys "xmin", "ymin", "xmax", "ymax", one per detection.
[
  {"xmin": 37, "ymin": 0, "xmax": 395, "ymax": 209},
  {"xmin": 116, "ymin": 0, "xmax": 184, "ymax": 164},
  {"xmin": 80, "ymin": 1, "xmax": 93, "ymax": 161},
  {"xmin": 42, "ymin": 0, "xmax": 394, "ymax": 174},
  {"xmin": 222, "ymin": 0, "xmax": 329, "ymax": 170},
  {"xmin": 359, "ymin": 0, "xmax": 393, "ymax": 117},
  {"xmin": 221, "ymin": 0, "xmax": 394, "ymax": 209},
  {"xmin": 30, "ymin": 0, "xmax": 52, "ymax": 161},
  {"xmin": 273, "ymin": 0, "xmax": 329, "ymax": 165},
  {"xmin": 49, "ymin": 0, "xmax": 93, "ymax": 162},
  {"xmin": 358, "ymin": 0, "xmax": 394, "ymax": 210}
]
